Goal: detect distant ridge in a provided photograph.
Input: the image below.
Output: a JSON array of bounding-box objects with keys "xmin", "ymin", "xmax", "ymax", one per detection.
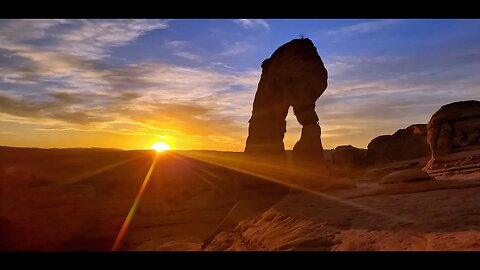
[{"xmin": 0, "ymin": 145, "xmax": 124, "ymax": 151}]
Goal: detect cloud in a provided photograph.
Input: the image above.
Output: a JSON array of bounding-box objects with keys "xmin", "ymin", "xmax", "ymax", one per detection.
[
  {"xmin": 0, "ymin": 19, "xmax": 66, "ymax": 45},
  {"xmin": 209, "ymin": 62, "xmax": 233, "ymax": 69},
  {"xmin": 0, "ymin": 92, "xmax": 104, "ymax": 125},
  {"xmin": 164, "ymin": 40, "xmax": 189, "ymax": 49},
  {"xmin": 0, "ymin": 44, "xmax": 84, "ymax": 82},
  {"xmin": 234, "ymin": 19, "xmax": 270, "ymax": 31},
  {"xmin": 312, "ymin": 48, "xmax": 480, "ymax": 148},
  {"xmin": 123, "ymin": 102, "xmax": 244, "ymax": 137},
  {"xmin": 327, "ymin": 20, "xmax": 399, "ymax": 36},
  {"xmin": 220, "ymin": 41, "xmax": 254, "ymax": 56},
  {"xmin": 0, "ymin": 39, "xmax": 260, "ymax": 148},
  {"xmin": 0, "ymin": 19, "xmax": 170, "ymax": 60},
  {"xmin": 60, "ymin": 20, "xmax": 170, "ymax": 59},
  {"xmin": 48, "ymin": 90, "xmax": 88, "ymax": 104},
  {"xmin": 163, "ymin": 39, "xmax": 204, "ymax": 62},
  {"xmin": 173, "ymin": 51, "xmax": 203, "ymax": 62}
]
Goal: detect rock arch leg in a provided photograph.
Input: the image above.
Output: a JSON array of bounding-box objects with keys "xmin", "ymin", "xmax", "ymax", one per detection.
[
  {"xmin": 244, "ymin": 98, "xmax": 290, "ymax": 156},
  {"xmin": 292, "ymin": 103, "xmax": 324, "ymax": 162}
]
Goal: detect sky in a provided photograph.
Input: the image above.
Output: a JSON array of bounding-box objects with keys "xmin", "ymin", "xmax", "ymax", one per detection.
[{"xmin": 0, "ymin": 19, "xmax": 479, "ymax": 151}]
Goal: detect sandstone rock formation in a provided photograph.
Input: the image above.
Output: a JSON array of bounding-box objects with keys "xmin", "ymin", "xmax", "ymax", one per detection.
[
  {"xmin": 332, "ymin": 145, "xmax": 368, "ymax": 168},
  {"xmin": 379, "ymin": 168, "xmax": 433, "ymax": 185},
  {"xmin": 244, "ymin": 38, "xmax": 328, "ymax": 164},
  {"xmin": 367, "ymin": 124, "xmax": 431, "ymax": 164},
  {"xmin": 424, "ymin": 100, "xmax": 480, "ymax": 177}
]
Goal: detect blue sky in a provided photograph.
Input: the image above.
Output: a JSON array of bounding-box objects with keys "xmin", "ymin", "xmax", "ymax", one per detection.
[{"xmin": 0, "ymin": 19, "xmax": 479, "ymax": 150}]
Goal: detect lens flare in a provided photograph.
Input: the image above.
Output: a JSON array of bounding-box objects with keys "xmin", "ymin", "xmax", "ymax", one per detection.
[{"xmin": 111, "ymin": 154, "xmax": 159, "ymax": 251}]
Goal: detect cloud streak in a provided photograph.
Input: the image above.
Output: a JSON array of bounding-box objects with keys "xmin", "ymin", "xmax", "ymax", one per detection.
[
  {"xmin": 0, "ymin": 19, "xmax": 170, "ymax": 60},
  {"xmin": 234, "ymin": 19, "xmax": 270, "ymax": 31},
  {"xmin": 328, "ymin": 19, "xmax": 399, "ymax": 36},
  {"xmin": 220, "ymin": 41, "xmax": 254, "ymax": 56}
]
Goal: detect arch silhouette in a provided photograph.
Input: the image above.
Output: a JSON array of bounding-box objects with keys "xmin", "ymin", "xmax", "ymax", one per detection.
[{"xmin": 245, "ymin": 38, "xmax": 328, "ymax": 162}]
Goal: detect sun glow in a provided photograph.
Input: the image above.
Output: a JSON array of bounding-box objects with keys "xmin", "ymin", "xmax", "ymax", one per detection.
[{"xmin": 150, "ymin": 141, "xmax": 171, "ymax": 152}]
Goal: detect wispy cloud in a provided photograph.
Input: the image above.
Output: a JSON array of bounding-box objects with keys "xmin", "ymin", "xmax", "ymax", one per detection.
[
  {"xmin": 0, "ymin": 19, "xmax": 170, "ymax": 60},
  {"xmin": 220, "ymin": 41, "xmax": 254, "ymax": 56},
  {"xmin": 0, "ymin": 19, "xmax": 66, "ymax": 45},
  {"xmin": 164, "ymin": 39, "xmax": 204, "ymax": 62},
  {"xmin": 0, "ymin": 59, "xmax": 260, "ymax": 124},
  {"xmin": 327, "ymin": 19, "xmax": 399, "ymax": 36},
  {"xmin": 164, "ymin": 40, "xmax": 189, "ymax": 49},
  {"xmin": 0, "ymin": 92, "xmax": 105, "ymax": 125},
  {"xmin": 313, "ymin": 48, "xmax": 480, "ymax": 148},
  {"xmin": 56, "ymin": 20, "xmax": 170, "ymax": 59},
  {"xmin": 173, "ymin": 51, "xmax": 203, "ymax": 62},
  {"xmin": 234, "ymin": 19, "xmax": 270, "ymax": 31},
  {"xmin": 209, "ymin": 62, "xmax": 234, "ymax": 69}
]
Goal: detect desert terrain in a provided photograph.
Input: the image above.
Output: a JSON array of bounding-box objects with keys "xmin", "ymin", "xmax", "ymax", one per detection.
[{"xmin": 1, "ymin": 145, "xmax": 480, "ymax": 251}]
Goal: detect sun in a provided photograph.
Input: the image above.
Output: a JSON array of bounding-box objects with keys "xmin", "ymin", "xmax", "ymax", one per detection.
[{"xmin": 150, "ymin": 142, "xmax": 171, "ymax": 152}]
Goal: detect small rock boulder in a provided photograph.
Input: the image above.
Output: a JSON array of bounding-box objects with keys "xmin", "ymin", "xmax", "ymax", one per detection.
[{"xmin": 379, "ymin": 168, "xmax": 433, "ymax": 184}]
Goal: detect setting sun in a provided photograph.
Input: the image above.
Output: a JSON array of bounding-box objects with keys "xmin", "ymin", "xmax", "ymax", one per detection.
[{"xmin": 150, "ymin": 142, "xmax": 171, "ymax": 152}]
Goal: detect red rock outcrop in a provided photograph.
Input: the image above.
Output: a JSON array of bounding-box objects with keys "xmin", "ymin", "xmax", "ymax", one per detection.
[
  {"xmin": 244, "ymin": 38, "xmax": 328, "ymax": 164},
  {"xmin": 424, "ymin": 100, "xmax": 480, "ymax": 178},
  {"xmin": 332, "ymin": 145, "xmax": 368, "ymax": 168},
  {"xmin": 367, "ymin": 124, "xmax": 431, "ymax": 164}
]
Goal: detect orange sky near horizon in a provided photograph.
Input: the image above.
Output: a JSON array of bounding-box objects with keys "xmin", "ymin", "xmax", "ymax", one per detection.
[
  {"xmin": 0, "ymin": 108, "xmax": 422, "ymax": 151},
  {"xmin": 1, "ymin": 115, "xmax": 279, "ymax": 152}
]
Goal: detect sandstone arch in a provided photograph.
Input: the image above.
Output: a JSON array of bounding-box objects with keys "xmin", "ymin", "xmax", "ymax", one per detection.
[{"xmin": 245, "ymin": 38, "xmax": 328, "ymax": 163}]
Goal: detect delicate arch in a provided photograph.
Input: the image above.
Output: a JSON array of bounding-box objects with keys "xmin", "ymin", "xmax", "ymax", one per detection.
[{"xmin": 245, "ymin": 38, "xmax": 327, "ymax": 163}]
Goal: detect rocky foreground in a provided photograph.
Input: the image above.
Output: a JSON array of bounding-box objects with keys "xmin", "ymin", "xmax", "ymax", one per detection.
[
  {"xmin": 1, "ymin": 145, "xmax": 480, "ymax": 251},
  {"xmin": 205, "ymin": 158, "xmax": 480, "ymax": 251}
]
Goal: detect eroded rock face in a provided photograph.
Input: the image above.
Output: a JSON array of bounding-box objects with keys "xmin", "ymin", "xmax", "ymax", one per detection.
[
  {"xmin": 245, "ymin": 38, "xmax": 328, "ymax": 163},
  {"xmin": 367, "ymin": 124, "xmax": 431, "ymax": 164},
  {"xmin": 332, "ymin": 145, "xmax": 368, "ymax": 168},
  {"xmin": 424, "ymin": 100, "xmax": 480, "ymax": 175}
]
